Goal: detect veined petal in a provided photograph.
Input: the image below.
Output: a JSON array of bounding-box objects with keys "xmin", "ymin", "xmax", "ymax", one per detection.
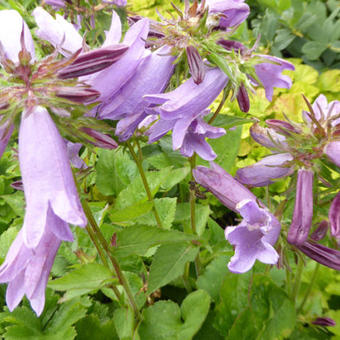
[
  {"xmin": 236, "ymin": 153, "xmax": 293, "ymax": 187},
  {"xmin": 144, "ymin": 67, "xmax": 228, "ymax": 120},
  {"xmin": 0, "ymin": 10, "xmax": 35, "ymax": 64},
  {"xmin": 90, "ymin": 18, "xmax": 149, "ymax": 102},
  {"xmin": 19, "ymin": 106, "xmax": 86, "ymax": 247},
  {"xmin": 33, "ymin": 7, "xmax": 82, "ymax": 56}
]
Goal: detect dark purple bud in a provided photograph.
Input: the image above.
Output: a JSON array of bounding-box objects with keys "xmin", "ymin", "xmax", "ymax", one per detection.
[
  {"xmin": 11, "ymin": 180, "xmax": 23, "ymax": 191},
  {"xmin": 217, "ymin": 39, "xmax": 247, "ymax": 56},
  {"xmin": 266, "ymin": 119, "xmax": 302, "ymax": 136},
  {"xmin": 81, "ymin": 127, "xmax": 118, "ymax": 149},
  {"xmin": 311, "ymin": 220, "xmax": 329, "ymax": 241},
  {"xmin": 56, "ymin": 87, "xmax": 100, "ymax": 103},
  {"xmin": 329, "ymin": 191, "xmax": 340, "ymax": 242},
  {"xmin": 297, "ymin": 241, "xmax": 340, "ymax": 271},
  {"xmin": 186, "ymin": 45, "xmax": 205, "ymax": 85},
  {"xmin": 312, "ymin": 317, "xmax": 336, "ymax": 327},
  {"xmin": 0, "ymin": 102, "xmax": 9, "ymax": 111},
  {"xmin": 236, "ymin": 83, "xmax": 249, "ymax": 112},
  {"xmin": 58, "ymin": 44, "xmax": 129, "ymax": 79},
  {"xmin": 287, "ymin": 169, "xmax": 314, "ymax": 245}
]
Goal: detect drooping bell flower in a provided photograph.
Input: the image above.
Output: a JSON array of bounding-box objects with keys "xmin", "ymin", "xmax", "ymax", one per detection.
[
  {"xmin": 287, "ymin": 169, "xmax": 314, "ymax": 245},
  {"xmin": 0, "ymin": 220, "xmax": 61, "ymax": 316},
  {"xmin": 193, "ymin": 163, "xmax": 281, "ymax": 272}
]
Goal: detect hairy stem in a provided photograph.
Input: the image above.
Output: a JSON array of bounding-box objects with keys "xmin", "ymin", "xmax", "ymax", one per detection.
[{"xmin": 126, "ymin": 141, "xmax": 163, "ymax": 228}]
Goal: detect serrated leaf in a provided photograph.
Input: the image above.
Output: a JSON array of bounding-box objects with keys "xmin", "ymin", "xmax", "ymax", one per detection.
[
  {"xmin": 113, "ymin": 225, "xmax": 196, "ymax": 258},
  {"xmin": 139, "ymin": 290, "xmax": 210, "ymax": 340},
  {"xmin": 136, "ymin": 198, "xmax": 177, "ymax": 229},
  {"xmin": 115, "ymin": 167, "xmax": 172, "ymax": 209},
  {"xmin": 96, "ymin": 149, "xmax": 137, "ymax": 196},
  {"xmin": 48, "ymin": 263, "xmax": 114, "ymax": 300},
  {"xmin": 147, "ymin": 242, "xmax": 199, "ymax": 293}
]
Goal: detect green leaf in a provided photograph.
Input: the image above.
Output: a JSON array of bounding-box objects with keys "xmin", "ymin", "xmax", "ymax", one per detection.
[
  {"xmin": 115, "ymin": 167, "xmax": 172, "ymax": 209},
  {"xmin": 0, "ymin": 227, "xmax": 18, "ymax": 262},
  {"xmin": 197, "ymin": 256, "xmax": 229, "ymax": 301},
  {"xmin": 147, "ymin": 242, "xmax": 199, "ymax": 293},
  {"xmin": 139, "ymin": 290, "xmax": 210, "ymax": 340},
  {"xmin": 302, "ymin": 41, "xmax": 328, "ymax": 60},
  {"xmin": 96, "ymin": 149, "xmax": 137, "ymax": 196},
  {"xmin": 109, "ymin": 201, "xmax": 153, "ymax": 223},
  {"xmin": 75, "ymin": 315, "xmax": 118, "ymax": 340},
  {"xmin": 48, "ymin": 263, "xmax": 114, "ymax": 300},
  {"xmin": 1, "ymin": 192, "xmax": 25, "ymax": 216},
  {"xmin": 136, "ymin": 198, "xmax": 177, "ymax": 229},
  {"xmin": 273, "ymin": 29, "xmax": 295, "ymax": 50},
  {"xmin": 112, "ymin": 225, "xmax": 196, "ymax": 258},
  {"xmin": 161, "ymin": 167, "xmax": 190, "ymax": 191},
  {"xmin": 113, "ymin": 307, "xmax": 135, "ymax": 340}
]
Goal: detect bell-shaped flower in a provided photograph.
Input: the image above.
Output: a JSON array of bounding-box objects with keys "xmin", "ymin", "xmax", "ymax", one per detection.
[
  {"xmin": 193, "ymin": 163, "xmax": 281, "ymax": 272},
  {"xmin": 97, "ymin": 46, "xmax": 175, "ymax": 141},
  {"xmin": 329, "ymin": 191, "xmax": 340, "ymax": 243},
  {"xmin": 0, "ymin": 10, "xmax": 35, "ymax": 65},
  {"xmin": 19, "ymin": 106, "xmax": 87, "ymax": 248},
  {"xmin": 0, "ymin": 220, "xmax": 61, "ymax": 316},
  {"xmin": 287, "ymin": 169, "xmax": 314, "ymax": 245},
  {"xmin": 206, "ymin": 0, "xmax": 250, "ymax": 29},
  {"xmin": 236, "ymin": 153, "xmax": 294, "ymax": 187}
]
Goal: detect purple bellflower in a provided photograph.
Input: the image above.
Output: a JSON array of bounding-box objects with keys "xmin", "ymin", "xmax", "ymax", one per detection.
[
  {"xmin": 144, "ymin": 67, "xmax": 228, "ymax": 160},
  {"xmin": 97, "ymin": 46, "xmax": 175, "ymax": 141},
  {"xmin": 193, "ymin": 163, "xmax": 281, "ymax": 273},
  {"xmin": 206, "ymin": 0, "xmax": 250, "ymax": 29}
]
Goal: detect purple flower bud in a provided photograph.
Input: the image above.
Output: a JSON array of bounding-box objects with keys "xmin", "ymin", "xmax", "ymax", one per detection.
[
  {"xmin": 55, "ymin": 86, "xmax": 100, "ymax": 103},
  {"xmin": 81, "ymin": 127, "xmax": 118, "ymax": 149},
  {"xmin": 186, "ymin": 46, "xmax": 206, "ymax": 85},
  {"xmin": 329, "ymin": 191, "xmax": 340, "ymax": 242},
  {"xmin": 236, "ymin": 83, "xmax": 249, "ymax": 113},
  {"xmin": 44, "ymin": 0, "xmax": 66, "ymax": 8},
  {"xmin": 310, "ymin": 220, "xmax": 329, "ymax": 241},
  {"xmin": 217, "ymin": 39, "xmax": 247, "ymax": 55},
  {"xmin": 58, "ymin": 44, "xmax": 129, "ymax": 79},
  {"xmin": 287, "ymin": 169, "xmax": 314, "ymax": 245},
  {"xmin": 297, "ymin": 241, "xmax": 340, "ymax": 271},
  {"xmin": 312, "ymin": 317, "xmax": 336, "ymax": 327},
  {"xmin": 11, "ymin": 180, "xmax": 23, "ymax": 191},
  {"xmin": 266, "ymin": 119, "xmax": 302, "ymax": 136}
]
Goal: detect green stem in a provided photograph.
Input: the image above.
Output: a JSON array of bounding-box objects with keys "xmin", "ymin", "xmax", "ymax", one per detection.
[
  {"xmin": 82, "ymin": 200, "xmax": 140, "ymax": 318},
  {"xmin": 189, "ymin": 155, "xmax": 197, "ymax": 234},
  {"xmin": 126, "ymin": 141, "xmax": 163, "ymax": 228},
  {"xmin": 291, "ymin": 256, "xmax": 304, "ymax": 305},
  {"xmin": 297, "ymin": 263, "xmax": 319, "ymax": 314},
  {"xmin": 208, "ymin": 87, "xmax": 228, "ymax": 124}
]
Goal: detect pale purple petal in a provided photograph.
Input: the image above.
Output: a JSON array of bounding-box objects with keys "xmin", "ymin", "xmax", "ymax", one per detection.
[
  {"xmin": 98, "ymin": 46, "xmax": 175, "ymax": 120},
  {"xmin": 236, "ymin": 153, "xmax": 294, "ymax": 187},
  {"xmin": 287, "ymin": 169, "xmax": 314, "ymax": 245},
  {"xmin": 66, "ymin": 141, "xmax": 87, "ymax": 169},
  {"xmin": 0, "ymin": 122, "xmax": 14, "ymax": 159},
  {"xmin": 103, "ymin": 0, "xmax": 127, "ymax": 6},
  {"xmin": 206, "ymin": 0, "xmax": 250, "ymax": 28},
  {"xmin": 6, "ymin": 271, "xmax": 26, "ymax": 312},
  {"xmin": 144, "ymin": 67, "xmax": 228, "ymax": 120},
  {"xmin": 181, "ymin": 134, "xmax": 217, "ymax": 160},
  {"xmin": 90, "ymin": 19, "xmax": 149, "ymax": 102},
  {"xmin": 193, "ymin": 163, "xmax": 256, "ymax": 212},
  {"xmin": 147, "ymin": 119, "xmax": 176, "ymax": 143},
  {"xmin": 329, "ymin": 191, "xmax": 340, "ymax": 242},
  {"xmin": 0, "ymin": 10, "xmax": 35, "ymax": 64},
  {"xmin": 324, "ymin": 141, "xmax": 340, "ymax": 167},
  {"xmin": 44, "ymin": 0, "xmax": 65, "ymax": 8},
  {"xmin": 33, "ymin": 7, "xmax": 82, "ymax": 56},
  {"xmin": 115, "ymin": 112, "xmax": 147, "ymax": 141},
  {"xmin": 254, "ymin": 55, "xmax": 294, "ymax": 101},
  {"xmin": 19, "ymin": 106, "xmax": 86, "ymax": 248},
  {"xmin": 103, "ymin": 11, "xmax": 122, "ymax": 46},
  {"xmin": 250, "ymin": 123, "xmax": 287, "ymax": 149}
]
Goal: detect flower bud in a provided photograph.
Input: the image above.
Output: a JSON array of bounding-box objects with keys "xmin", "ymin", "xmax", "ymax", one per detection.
[
  {"xmin": 217, "ymin": 39, "xmax": 247, "ymax": 55},
  {"xmin": 186, "ymin": 45, "xmax": 205, "ymax": 85},
  {"xmin": 287, "ymin": 169, "xmax": 314, "ymax": 245},
  {"xmin": 312, "ymin": 317, "xmax": 336, "ymax": 327},
  {"xmin": 81, "ymin": 127, "xmax": 118, "ymax": 149},
  {"xmin": 56, "ymin": 86, "xmax": 100, "ymax": 103},
  {"xmin": 58, "ymin": 44, "xmax": 129, "ymax": 79},
  {"xmin": 266, "ymin": 119, "xmax": 301, "ymax": 136},
  {"xmin": 310, "ymin": 220, "xmax": 329, "ymax": 241},
  {"xmin": 236, "ymin": 83, "xmax": 249, "ymax": 112},
  {"xmin": 250, "ymin": 123, "xmax": 287, "ymax": 150}
]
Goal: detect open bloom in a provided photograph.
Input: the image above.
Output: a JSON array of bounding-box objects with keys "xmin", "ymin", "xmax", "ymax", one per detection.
[
  {"xmin": 97, "ymin": 46, "xmax": 175, "ymax": 141},
  {"xmin": 144, "ymin": 67, "xmax": 228, "ymax": 160},
  {"xmin": 193, "ymin": 163, "xmax": 281, "ymax": 273},
  {"xmin": 206, "ymin": 0, "xmax": 250, "ymax": 29},
  {"xmin": 0, "ymin": 220, "xmax": 61, "ymax": 316}
]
